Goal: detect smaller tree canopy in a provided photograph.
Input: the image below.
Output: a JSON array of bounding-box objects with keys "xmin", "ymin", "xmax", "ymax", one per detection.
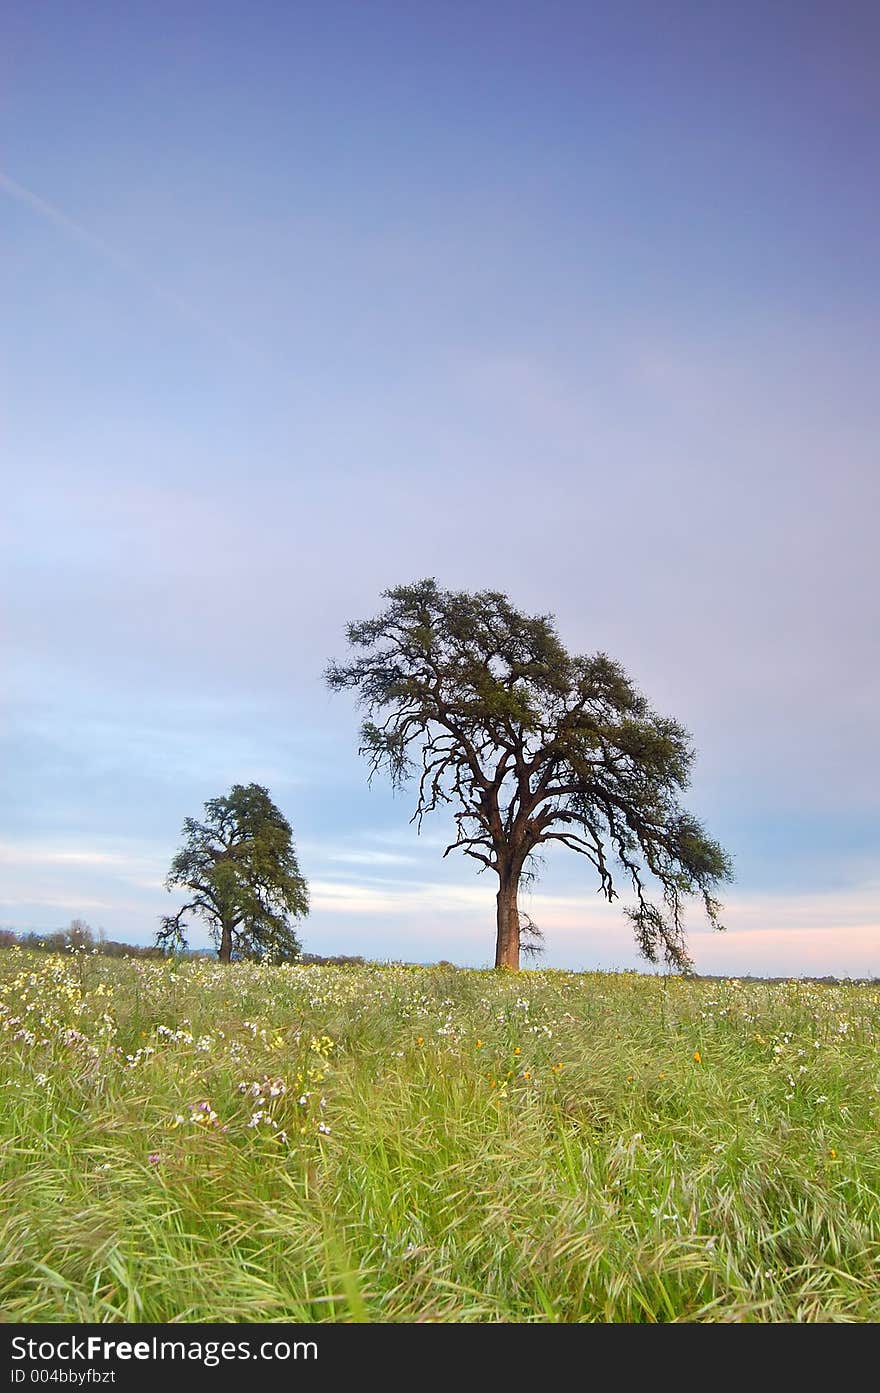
[{"xmin": 157, "ymin": 783, "xmax": 308, "ymax": 964}]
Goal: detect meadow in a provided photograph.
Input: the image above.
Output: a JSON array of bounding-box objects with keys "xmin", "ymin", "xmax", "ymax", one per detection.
[{"xmin": 1, "ymin": 948, "xmax": 878, "ymax": 1323}]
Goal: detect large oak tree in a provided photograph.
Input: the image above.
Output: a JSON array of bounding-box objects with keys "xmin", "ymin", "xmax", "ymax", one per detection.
[
  {"xmin": 327, "ymin": 580, "xmax": 731, "ymax": 971},
  {"xmin": 157, "ymin": 783, "xmax": 309, "ymax": 963}
]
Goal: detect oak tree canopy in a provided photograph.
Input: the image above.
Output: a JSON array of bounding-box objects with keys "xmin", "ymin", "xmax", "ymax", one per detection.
[
  {"xmin": 327, "ymin": 579, "xmax": 731, "ymax": 971},
  {"xmin": 157, "ymin": 783, "xmax": 308, "ymax": 963}
]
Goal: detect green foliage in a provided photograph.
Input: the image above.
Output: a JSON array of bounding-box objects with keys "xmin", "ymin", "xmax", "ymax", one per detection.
[
  {"xmin": 157, "ymin": 784, "xmax": 308, "ymax": 964},
  {"xmin": 327, "ymin": 579, "xmax": 732, "ymax": 969}
]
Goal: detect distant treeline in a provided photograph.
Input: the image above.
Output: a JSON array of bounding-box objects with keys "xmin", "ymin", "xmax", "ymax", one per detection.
[
  {"xmin": 0, "ymin": 920, "xmax": 366, "ymax": 967},
  {"xmin": 0, "ymin": 923, "xmax": 164, "ymax": 959}
]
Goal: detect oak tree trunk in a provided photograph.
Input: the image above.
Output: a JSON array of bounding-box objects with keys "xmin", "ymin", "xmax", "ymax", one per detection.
[
  {"xmin": 218, "ymin": 920, "xmax": 233, "ymax": 964},
  {"xmin": 495, "ymin": 873, "xmax": 520, "ymax": 970}
]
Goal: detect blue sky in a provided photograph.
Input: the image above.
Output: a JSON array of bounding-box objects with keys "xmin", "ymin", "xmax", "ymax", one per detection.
[{"xmin": 2, "ymin": 1, "xmax": 878, "ymax": 974}]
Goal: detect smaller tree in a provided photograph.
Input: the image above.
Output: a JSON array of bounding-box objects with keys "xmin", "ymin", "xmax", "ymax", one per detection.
[{"xmin": 157, "ymin": 784, "xmax": 309, "ymax": 963}]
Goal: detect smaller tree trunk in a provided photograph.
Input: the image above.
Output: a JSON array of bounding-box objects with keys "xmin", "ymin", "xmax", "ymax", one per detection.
[
  {"xmin": 218, "ymin": 921, "xmax": 233, "ymax": 964},
  {"xmin": 495, "ymin": 874, "xmax": 521, "ymax": 970}
]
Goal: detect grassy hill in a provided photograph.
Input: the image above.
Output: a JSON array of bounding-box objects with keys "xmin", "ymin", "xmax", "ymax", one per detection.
[{"xmin": 1, "ymin": 950, "xmax": 878, "ymax": 1321}]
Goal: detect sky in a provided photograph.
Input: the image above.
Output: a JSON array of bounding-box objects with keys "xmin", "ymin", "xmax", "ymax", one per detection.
[{"xmin": 2, "ymin": 0, "xmax": 878, "ymax": 976}]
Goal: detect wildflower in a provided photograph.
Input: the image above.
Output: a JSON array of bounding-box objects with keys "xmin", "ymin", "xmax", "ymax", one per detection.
[
  {"xmin": 476, "ymin": 1039, "xmax": 484, "ymax": 1048},
  {"xmin": 190, "ymin": 1101, "xmax": 218, "ymax": 1125},
  {"xmin": 829, "ymin": 1148, "xmax": 837, "ymax": 1159},
  {"xmin": 693, "ymin": 1050, "xmax": 701, "ymax": 1063},
  {"xmin": 416, "ymin": 1037, "xmax": 424, "ymax": 1046},
  {"xmin": 317, "ymin": 1122, "xmax": 331, "ymax": 1135},
  {"xmin": 147, "ymin": 1153, "xmax": 161, "ymax": 1165},
  {"xmin": 513, "ymin": 1047, "xmax": 521, "ymax": 1055}
]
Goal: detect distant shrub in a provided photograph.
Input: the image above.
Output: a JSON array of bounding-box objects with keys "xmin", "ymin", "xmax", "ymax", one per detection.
[
  {"xmin": 301, "ymin": 953, "xmax": 366, "ymax": 967},
  {"xmin": 0, "ymin": 928, "xmax": 164, "ymax": 959}
]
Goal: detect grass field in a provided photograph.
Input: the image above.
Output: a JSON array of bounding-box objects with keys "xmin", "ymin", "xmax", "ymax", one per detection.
[{"xmin": 1, "ymin": 948, "xmax": 878, "ymax": 1322}]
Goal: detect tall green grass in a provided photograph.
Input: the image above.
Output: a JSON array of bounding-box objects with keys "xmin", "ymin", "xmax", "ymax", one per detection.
[{"xmin": 1, "ymin": 950, "xmax": 878, "ymax": 1321}]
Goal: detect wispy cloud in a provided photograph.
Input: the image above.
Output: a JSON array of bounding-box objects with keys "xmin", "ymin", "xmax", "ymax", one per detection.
[
  {"xmin": 308, "ymin": 877, "xmax": 492, "ymax": 917},
  {"xmin": 0, "ymin": 843, "xmax": 132, "ymax": 869},
  {"xmin": 318, "ymin": 850, "xmax": 419, "ymax": 867},
  {"xmin": 0, "ymin": 169, "xmax": 262, "ymax": 360},
  {"xmin": 0, "ymin": 893, "xmax": 122, "ymax": 913},
  {"xmin": 535, "ymin": 883, "xmax": 880, "ymax": 976}
]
